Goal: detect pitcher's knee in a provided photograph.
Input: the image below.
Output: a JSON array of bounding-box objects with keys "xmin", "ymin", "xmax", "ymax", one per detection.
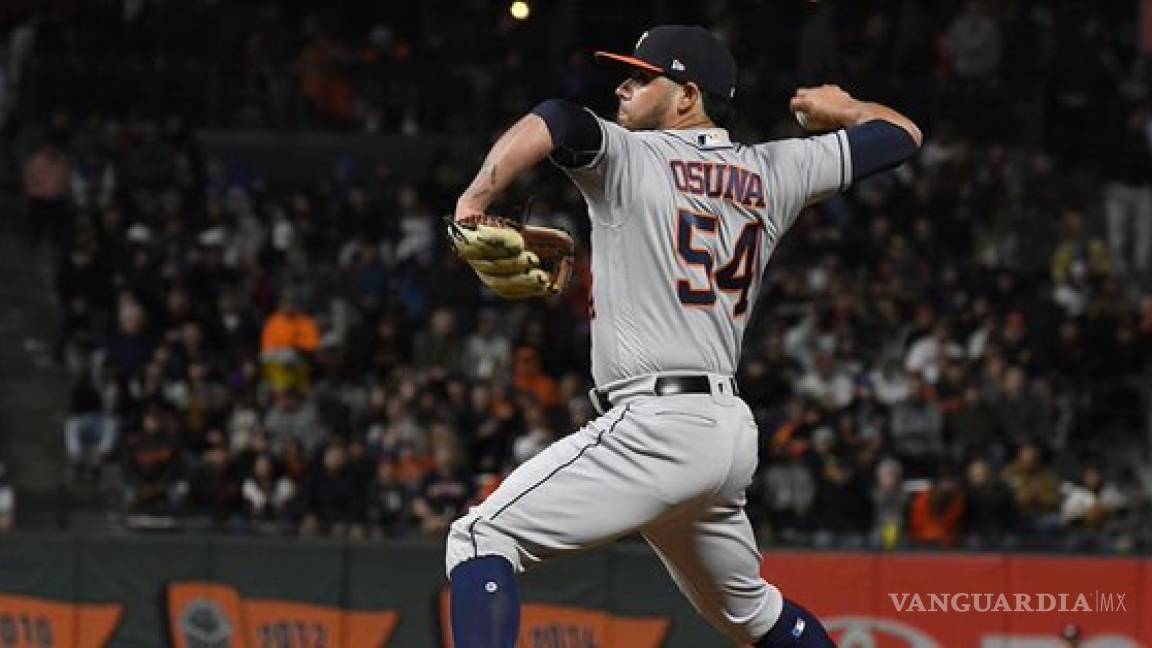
[{"xmin": 445, "ymin": 512, "xmax": 523, "ymax": 579}]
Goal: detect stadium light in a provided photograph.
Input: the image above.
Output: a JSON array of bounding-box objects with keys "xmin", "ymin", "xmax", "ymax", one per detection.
[{"xmin": 510, "ymin": 0, "xmax": 530, "ymax": 20}]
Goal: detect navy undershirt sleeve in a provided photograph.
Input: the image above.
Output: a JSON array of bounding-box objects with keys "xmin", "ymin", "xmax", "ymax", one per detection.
[
  {"xmin": 530, "ymin": 99, "xmax": 603, "ymax": 168},
  {"xmin": 846, "ymin": 119, "xmax": 918, "ymax": 181}
]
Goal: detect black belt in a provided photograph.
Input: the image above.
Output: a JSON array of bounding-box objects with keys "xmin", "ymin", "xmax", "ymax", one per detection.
[{"xmin": 592, "ymin": 375, "xmax": 739, "ymax": 413}]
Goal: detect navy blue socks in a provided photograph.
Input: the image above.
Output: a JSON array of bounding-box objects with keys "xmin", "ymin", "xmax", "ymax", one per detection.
[
  {"xmin": 450, "ymin": 556, "xmax": 521, "ymax": 647},
  {"xmin": 756, "ymin": 598, "xmax": 836, "ymax": 647},
  {"xmin": 449, "ymin": 558, "xmax": 831, "ymax": 648}
]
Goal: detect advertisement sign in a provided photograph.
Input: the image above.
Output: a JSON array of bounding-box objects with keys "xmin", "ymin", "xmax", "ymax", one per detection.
[
  {"xmin": 166, "ymin": 582, "xmax": 399, "ymax": 648},
  {"xmin": 765, "ymin": 552, "xmax": 1150, "ymax": 647},
  {"xmin": 0, "ymin": 594, "xmax": 121, "ymax": 648}
]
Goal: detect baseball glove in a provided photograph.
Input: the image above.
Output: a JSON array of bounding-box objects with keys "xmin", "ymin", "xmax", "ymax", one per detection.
[{"xmin": 446, "ymin": 214, "xmax": 575, "ymax": 299}]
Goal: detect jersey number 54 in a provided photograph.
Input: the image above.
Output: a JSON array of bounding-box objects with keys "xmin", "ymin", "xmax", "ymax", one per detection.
[{"xmin": 675, "ymin": 209, "xmax": 761, "ymax": 317}]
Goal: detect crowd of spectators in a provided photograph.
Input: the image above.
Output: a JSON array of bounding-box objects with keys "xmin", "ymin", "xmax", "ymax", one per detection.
[{"xmin": 3, "ymin": 1, "xmax": 1152, "ymax": 550}]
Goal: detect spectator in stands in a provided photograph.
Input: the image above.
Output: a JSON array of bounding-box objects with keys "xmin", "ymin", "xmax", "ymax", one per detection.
[
  {"xmin": 22, "ymin": 128, "xmax": 73, "ymax": 250},
  {"xmin": 1060, "ymin": 465, "xmax": 1128, "ymax": 530},
  {"xmin": 1109, "ymin": 467, "xmax": 1152, "ymax": 551},
  {"xmin": 55, "ymin": 231, "xmax": 113, "ymax": 363},
  {"xmin": 263, "ymin": 388, "xmax": 322, "ymax": 452},
  {"xmin": 348, "ymin": 238, "xmax": 388, "ymax": 317},
  {"xmin": 242, "ymin": 454, "xmax": 295, "ymax": 533},
  {"xmin": 1001, "ymin": 444, "xmax": 1061, "ymax": 531},
  {"xmin": 867, "ymin": 358, "xmax": 913, "ymax": 407},
  {"xmin": 412, "ymin": 443, "xmax": 472, "ymax": 536},
  {"xmin": 0, "ymin": 463, "xmax": 13, "ymax": 532},
  {"xmin": 761, "ymin": 450, "xmax": 816, "ymax": 543},
  {"xmin": 870, "ymin": 457, "xmax": 907, "ymax": 549},
  {"xmin": 260, "ymin": 292, "xmax": 320, "ymax": 392},
  {"xmin": 809, "ymin": 427, "xmax": 870, "ymax": 544},
  {"xmin": 280, "ymin": 438, "xmax": 311, "ymax": 497},
  {"xmin": 367, "ymin": 459, "xmax": 415, "ymax": 537},
  {"xmin": 511, "ymin": 346, "xmax": 559, "ymax": 410},
  {"xmin": 463, "ymin": 308, "xmax": 511, "ymax": 380},
  {"xmin": 1051, "ymin": 211, "xmax": 1111, "ymax": 315},
  {"xmin": 782, "ymin": 305, "xmax": 832, "ymax": 371},
  {"xmin": 512, "ymin": 400, "xmax": 553, "ymax": 466},
  {"xmin": 185, "ymin": 446, "xmax": 243, "ymax": 528},
  {"xmin": 209, "ymin": 289, "xmax": 260, "ymax": 360},
  {"xmin": 226, "ymin": 393, "xmax": 263, "ymax": 456},
  {"xmin": 411, "ymin": 308, "xmax": 465, "ymax": 379},
  {"xmin": 177, "ymin": 361, "xmax": 229, "ymax": 452},
  {"xmin": 797, "ymin": 352, "xmax": 855, "ymax": 411},
  {"xmin": 394, "ymin": 188, "xmax": 436, "ymax": 265},
  {"xmin": 301, "ymin": 444, "xmax": 359, "ymax": 537},
  {"xmin": 459, "ymin": 382, "xmax": 515, "ymax": 475},
  {"xmin": 64, "ymin": 370, "xmax": 119, "ymax": 481},
  {"xmin": 366, "ymin": 315, "xmax": 409, "ymax": 376},
  {"xmin": 908, "ymin": 468, "xmax": 966, "ymax": 547},
  {"xmin": 905, "ymin": 321, "xmax": 965, "ymax": 385},
  {"xmin": 990, "ymin": 366, "xmax": 1053, "ymax": 449},
  {"xmin": 220, "ymin": 187, "xmax": 266, "ymax": 267},
  {"xmin": 104, "ymin": 297, "xmax": 156, "ymax": 381},
  {"xmin": 889, "ymin": 375, "xmax": 945, "ymax": 477},
  {"xmin": 963, "ymin": 458, "xmax": 1017, "ymax": 547},
  {"xmin": 945, "ymin": 1, "xmax": 1002, "ymax": 81},
  {"xmin": 947, "ymin": 385, "xmax": 1002, "ymax": 463},
  {"xmin": 123, "ymin": 403, "xmax": 184, "ymax": 516},
  {"xmin": 1101, "ymin": 99, "xmax": 1152, "ymax": 277},
  {"xmin": 738, "ymin": 332, "xmax": 800, "ymax": 422},
  {"xmin": 296, "ymin": 23, "xmax": 355, "ymax": 124},
  {"xmin": 992, "ymin": 311, "xmax": 1036, "ymax": 370},
  {"xmin": 345, "ymin": 439, "xmax": 376, "ymax": 520},
  {"xmin": 371, "ymin": 393, "xmax": 426, "ymax": 456},
  {"xmin": 1050, "ymin": 320, "xmax": 1091, "ymax": 390}
]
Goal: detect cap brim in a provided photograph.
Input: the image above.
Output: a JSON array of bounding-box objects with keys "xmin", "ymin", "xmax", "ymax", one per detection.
[{"xmin": 593, "ymin": 51, "xmax": 664, "ymax": 74}]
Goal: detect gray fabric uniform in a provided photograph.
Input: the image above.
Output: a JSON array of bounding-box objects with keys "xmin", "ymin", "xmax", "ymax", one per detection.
[{"xmin": 446, "ymin": 114, "xmax": 850, "ymax": 643}]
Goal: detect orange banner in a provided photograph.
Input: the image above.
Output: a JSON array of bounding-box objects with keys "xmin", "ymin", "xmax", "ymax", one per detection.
[
  {"xmin": 167, "ymin": 582, "xmax": 399, "ymax": 647},
  {"xmin": 438, "ymin": 590, "xmax": 669, "ymax": 648},
  {"xmin": 764, "ymin": 552, "xmax": 1152, "ymax": 647},
  {"xmin": 0, "ymin": 593, "xmax": 121, "ymax": 648}
]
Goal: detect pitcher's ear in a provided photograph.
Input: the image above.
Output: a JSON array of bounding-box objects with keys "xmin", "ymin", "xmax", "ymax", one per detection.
[{"xmin": 679, "ymin": 81, "xmax": 701, "ymax": 112}]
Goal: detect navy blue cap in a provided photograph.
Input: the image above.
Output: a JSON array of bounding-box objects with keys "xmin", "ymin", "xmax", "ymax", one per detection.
[{"xmin": 595, "ymin": 25, "xmax": 737, "ymax": 99}]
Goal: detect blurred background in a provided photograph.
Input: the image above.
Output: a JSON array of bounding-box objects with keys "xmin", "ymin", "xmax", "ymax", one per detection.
[{"xmin": 0, "ymin": 0, "xmax": 1150, "ymax": 559}]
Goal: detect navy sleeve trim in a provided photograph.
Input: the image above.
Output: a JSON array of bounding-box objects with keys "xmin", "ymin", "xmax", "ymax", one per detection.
[
  {"xmin": 531, "ymin": 99, "xmax": 604, "ymax": 168},
  {"xmin": 846, "ymin": 120, "xmax": 918, "ymax": 182},
  {"xmin": 836, "ymin": 130, "xmax": 846, "ymax": 192}
]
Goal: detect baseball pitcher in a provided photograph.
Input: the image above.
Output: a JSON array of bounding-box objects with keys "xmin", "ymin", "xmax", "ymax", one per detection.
[{"xmin": 445, "ymin": 24, "xmax": 922, "ymax": 647}]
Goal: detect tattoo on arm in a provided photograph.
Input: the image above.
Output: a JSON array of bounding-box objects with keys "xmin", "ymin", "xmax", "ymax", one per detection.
[{"xmin": 467, "ymin": 163, "xmax": 499, "ymax": 203}]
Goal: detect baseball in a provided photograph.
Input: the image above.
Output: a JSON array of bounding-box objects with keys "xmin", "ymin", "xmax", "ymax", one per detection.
[{"xmin": 794, "ymin": 110, "xmax": 810, "ymax": 129}]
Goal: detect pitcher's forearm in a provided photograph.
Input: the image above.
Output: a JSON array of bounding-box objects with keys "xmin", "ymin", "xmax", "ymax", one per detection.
[
  {"xmin": 846, "ymin": 101, "xmax": 922, "ymax": 147},
  {"xmin": 791, "ymin": 85, "xmax": 923, "ymax": 148},
  {"xmin": 457, "ymin": 115, "xmax": 554, "ymax": 215}
]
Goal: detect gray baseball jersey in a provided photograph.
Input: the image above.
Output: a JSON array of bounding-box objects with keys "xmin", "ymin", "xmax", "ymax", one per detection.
[
  {"xmin": 566, "ymin": 116, "xmax": 850, "ymax": 386},
  {"xmin": 447, "ymin": 116, "xmax": 851, "ymax": 644}
]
